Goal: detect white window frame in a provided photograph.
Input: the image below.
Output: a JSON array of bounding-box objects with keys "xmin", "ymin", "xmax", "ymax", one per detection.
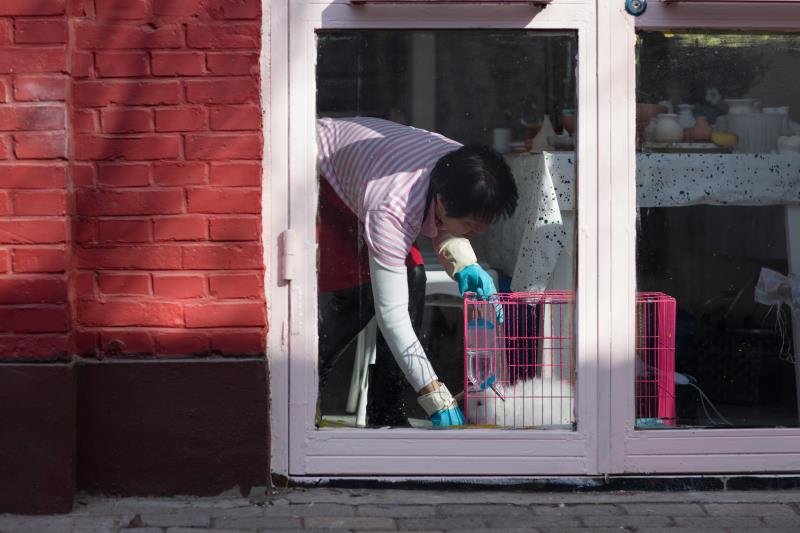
[
  {"xmin": 265, "ymin": 0, "xmax": 606, "ymax": 478},
  {"xmin": 608, "ymin": 1, "xmax": 800, "ymax": 474}
]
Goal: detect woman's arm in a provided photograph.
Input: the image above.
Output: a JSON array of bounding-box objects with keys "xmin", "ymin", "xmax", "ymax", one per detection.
[
  {"xmin": 369, "ymin": 254, "xmax": 465, "ymax": 425},
  {"xmin": 369, "ymin": 254, "xmax": 437, "ymax": 393}
]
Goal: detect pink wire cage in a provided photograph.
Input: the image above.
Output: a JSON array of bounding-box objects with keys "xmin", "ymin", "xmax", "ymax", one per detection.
[
  {"xmin": 635, "ymin": 292, "xmax": 677, "ymax": 427},
  {"xmin": 462, "ymin": 291, "xmax": 576, "ymax": 428},
  {"xmin": 462, "ymin": 291, "xmax": 676, "ymax": 428}
]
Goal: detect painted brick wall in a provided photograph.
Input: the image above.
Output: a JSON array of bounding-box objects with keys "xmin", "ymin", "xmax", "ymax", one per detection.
[
  {"xmin": 0, "ymin": 0, "xmax": 70, "ymax": 360},
  {"xmin": 0, "ymin": 0, "xmax": 266, "ymax": 361}
]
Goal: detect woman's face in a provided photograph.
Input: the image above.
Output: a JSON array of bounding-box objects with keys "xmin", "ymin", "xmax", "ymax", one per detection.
[{"xmin": 435, "ymin": 194, "xmax": 488, "ymax": 238}]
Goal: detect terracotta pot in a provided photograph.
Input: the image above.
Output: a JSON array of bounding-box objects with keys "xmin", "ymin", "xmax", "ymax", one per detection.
[
  {"xmin": 524, "ymin": 123, "xmax": 541, "ymax": 140},
  {"xmin": 636, "ymin": 103, "xmax": 668, "ymax": 143},
  {"xmin": 562, "ymin": 110, "xmax": 576, "ymax": 136},
  {"xmin": 684, "ymin": 116, "xmax": 713, "ymax": 142}
]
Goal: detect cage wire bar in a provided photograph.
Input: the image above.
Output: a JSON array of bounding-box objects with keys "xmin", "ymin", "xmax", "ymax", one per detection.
[
  {"xmin": 635, "ymin": 292, "xmax": 677, "ymax": 427},
  {"xmin": 462, "ymin": 291, "xmax": 676, "ymax": 429},
  {"xmin": 463, "ymin": 291, "xmax": 576, "ymax": 428}
]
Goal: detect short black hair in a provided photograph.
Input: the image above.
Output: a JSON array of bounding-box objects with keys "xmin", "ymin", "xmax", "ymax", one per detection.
[{"xmin": 429, "ymin": 144, "xmax": 518, "ymax": 223}]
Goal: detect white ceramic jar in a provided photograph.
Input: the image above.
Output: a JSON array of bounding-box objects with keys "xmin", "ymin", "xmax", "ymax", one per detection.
[
  {"xmin": 777, "ymin": 135, "xmax": 800, "ymax": 154},
  {"xmin": 676, "ymin": 104, "xmax": 696, "ymax": 129},
  {"xmin": 727, "ymin": 113, "xmax": 785, "ymax": 153},
  {"xmin": 763, "ymin": 106, "xmax": 791, "ymax": 135},
  {"xmin": 725, "ymin": 98, "xmax": 758, "ymax": 115},
  {"xmin": 653, "ymin": 113, "xmax": 684, "ymax": 143}
]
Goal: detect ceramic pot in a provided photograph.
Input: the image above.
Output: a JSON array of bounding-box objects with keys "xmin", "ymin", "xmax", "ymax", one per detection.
[
  {"xmin": 644, "ymin": 119, "xmax": 658, "ymax": 142},
  {"xmin": 492, "ymin": 128, "xmax": 511, "ymax": 153},
  {"xmin": 727, "ymin": 113, "xmax": 785, "ymax": 153},
  {"xmin": 777, "ymin": 135, "xmax": 800, "ymax": 154},
  {"xmin": 684, "ymin": 116, "xmax": 713, "ymax": 142},
  {"xmin": 653, "ymin": 113, "xmax": 684, "ymax": 143},
  {"xmin": 676, "ymin": 104, "xmax": 696, "ymax": 129},
  {"xmin": 763, "ymin": 106, "xmax": 791, "ymax": 135},
  {"xmin": 725, "ymin": 98, "xmax": 758, "ymax": 115},
  {"xmin": 636, "ymin": 103, "xmax": 667, "ymax": 143},
  {"xmin": 561, "ymin": 109, "xmax": 576, "ymax": 136}
]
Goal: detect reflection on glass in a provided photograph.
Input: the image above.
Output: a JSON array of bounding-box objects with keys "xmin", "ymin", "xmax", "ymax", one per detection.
[
  {"xmin": 315, "ymin": 30, "xmax": 578, "ymax": 430},
  {"xmin": 635, "ymin": 32, "xmax": 800, "ymax": 429}
]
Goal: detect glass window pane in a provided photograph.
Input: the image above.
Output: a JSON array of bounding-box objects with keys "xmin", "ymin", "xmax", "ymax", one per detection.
[
  {"xmin": 316, "ymin": 30, "xmax": 578, "ymax": 430},
  {"xmin": 635, "ymin": 31, "xmax": 800, "ymax": 429}
]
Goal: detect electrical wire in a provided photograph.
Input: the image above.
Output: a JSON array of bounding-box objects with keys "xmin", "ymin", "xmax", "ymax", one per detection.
[
  {"xmin": 686, "ymin": 378, "xmax": 733, "ymax": 426},
  {"xmin": 675, "ymin": 369, "xmax": 733, "ymax": 426}
]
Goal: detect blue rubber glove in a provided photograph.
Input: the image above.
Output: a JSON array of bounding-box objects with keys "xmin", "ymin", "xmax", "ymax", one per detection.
[
  {"xmin": 455, "ymin": 264, "xmax": 504, "ymax": 323},
  {"xmin": 455, "ymin": 263, "xmax": 496, "ymax": 298},
  {"xmin": 430, "ymin": 405, "xmax": 466, "ymax": 427}
]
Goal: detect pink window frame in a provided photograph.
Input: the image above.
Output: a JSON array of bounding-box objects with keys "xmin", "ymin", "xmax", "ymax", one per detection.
[
  {"xmin": 265, "ymin": 0, "xmax": 800, "ymax": 481},
  {"xmin": 605, "ymin": 1, "xmax": 800, "ymax": 474},
  {"xmin": 266, "ymin": 0, "xmax": 603, "ymax": 479}
]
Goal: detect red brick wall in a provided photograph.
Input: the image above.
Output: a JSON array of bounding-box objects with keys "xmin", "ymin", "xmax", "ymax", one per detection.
[
  {"xmin": 0, "ymin": 0, "xmax": 70, "ymax": 359},
  {"xmin": 0, "ymin": 0, "xmax": 265, "ymax": 361}
]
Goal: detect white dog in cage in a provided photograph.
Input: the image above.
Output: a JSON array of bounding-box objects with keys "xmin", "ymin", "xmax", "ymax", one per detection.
[
  {"xmin": 463, "ymin": 294, "xmax": 576, "ymax": 428},
  {"xmin": 464, "ymin": 376, "xmax": 574, "ymax": 428}
]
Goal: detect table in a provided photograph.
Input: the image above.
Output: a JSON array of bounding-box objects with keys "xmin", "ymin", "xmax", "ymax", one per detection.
[{"xmin": 472, "ymin": 152, "xmax": 800, "ymax": 292}]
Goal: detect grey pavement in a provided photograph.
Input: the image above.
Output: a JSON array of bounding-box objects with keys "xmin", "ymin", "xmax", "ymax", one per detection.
[{"xmin": 1, "ymin": 486, "xmax": 800, "ymax": 532}]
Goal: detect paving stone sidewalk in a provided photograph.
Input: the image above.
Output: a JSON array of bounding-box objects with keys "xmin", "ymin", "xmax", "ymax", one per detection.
[{"xmin": 2, "ymin": 487, "xmax": 800, "ymax": 532}]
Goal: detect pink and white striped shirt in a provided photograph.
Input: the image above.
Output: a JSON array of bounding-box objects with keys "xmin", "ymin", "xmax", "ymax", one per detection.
[{"xmin": 317, "ymin": 117, "xmax": 461, "ymax": 268}]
